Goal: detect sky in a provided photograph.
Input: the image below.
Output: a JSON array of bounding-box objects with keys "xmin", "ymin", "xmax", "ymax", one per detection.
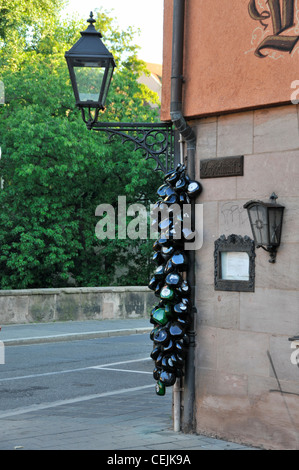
[{"xmin": 61, "ymin": 0, "xmax": 164, "ymax": 64}]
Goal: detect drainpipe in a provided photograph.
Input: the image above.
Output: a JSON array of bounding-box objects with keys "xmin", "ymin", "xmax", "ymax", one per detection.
[{"xmin": 170, "ymin": 0, "xmax": 197, "ymax": 433}]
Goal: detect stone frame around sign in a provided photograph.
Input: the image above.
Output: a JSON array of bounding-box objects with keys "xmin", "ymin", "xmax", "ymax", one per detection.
[{"xmin": 214, "ymin": 234, "xmax": 256, "ymax": 292}]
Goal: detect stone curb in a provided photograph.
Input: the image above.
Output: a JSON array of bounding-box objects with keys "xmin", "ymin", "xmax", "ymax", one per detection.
[{"xmin": 3, "ymin": 327, "xmax": 152, "ymax": 346}]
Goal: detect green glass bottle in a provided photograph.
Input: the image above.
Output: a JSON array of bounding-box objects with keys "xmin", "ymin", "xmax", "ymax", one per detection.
[
  {"xmin": 160, "ymin": 285, "xmax": 175, "ymax": 301},
  {"xmin": 155, "ymin": 380, "xmax": 166, "ymax": 396},
  {"xmin": 152, "ymin": 307, "xmax": 168, "ymax": 326},
  {"xmin": 164, "ymin": 302, "xmax": 173, "ymax": 319}
]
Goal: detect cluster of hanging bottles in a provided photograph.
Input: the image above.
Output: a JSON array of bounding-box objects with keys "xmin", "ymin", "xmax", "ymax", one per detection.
[{"xmin": 148, "ymin": 164, "xmax": 202, "ymax": 396}]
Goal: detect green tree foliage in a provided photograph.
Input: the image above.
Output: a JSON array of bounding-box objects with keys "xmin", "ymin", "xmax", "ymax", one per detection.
[{"xmin": 0, "ymin": 7, "xmax": 162, "ymax": 289}]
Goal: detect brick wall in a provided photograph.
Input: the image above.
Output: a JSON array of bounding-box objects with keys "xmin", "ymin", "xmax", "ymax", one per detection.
[{"xmin": 193, "ymin": 104, "xmax": 299, "ymax": 450}]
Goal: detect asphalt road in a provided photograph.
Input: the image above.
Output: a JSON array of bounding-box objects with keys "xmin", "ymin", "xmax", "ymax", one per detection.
[
  {"xmin": 0, "ymin": 333, "xmax": 156, "ymax": 414},
  {"xmin": 0, "ymin": 330, "xmax": 259, "ymax": 450}
]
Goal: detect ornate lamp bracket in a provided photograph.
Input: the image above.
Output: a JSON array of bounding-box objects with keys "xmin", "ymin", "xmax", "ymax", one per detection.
[{"xmin": 92, "ymin": 121, "xmax": 175, "ymax": 174}]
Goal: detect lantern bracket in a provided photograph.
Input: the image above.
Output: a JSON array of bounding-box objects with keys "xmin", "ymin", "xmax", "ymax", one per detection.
[
  {"xmin": 258, "ymin": 244, "xmax": 278, "ymax": 263},
  {"xmin": 92, "ymin": 121, "xmax": 175, "ymax": 173}
]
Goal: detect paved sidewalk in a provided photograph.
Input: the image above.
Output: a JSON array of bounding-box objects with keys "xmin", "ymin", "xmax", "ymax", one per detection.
[{"xmin": 0, "ymin": 319, "xmax": 261, "ymax": 451}]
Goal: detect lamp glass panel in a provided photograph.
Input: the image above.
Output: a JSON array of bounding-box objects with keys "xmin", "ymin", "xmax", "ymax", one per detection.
[
  {"xmin": 74, "ymin": 65, "xmax": 105, "ymax": 103},
  {"xmin": 268, "ymin": 207, "xmax": 283, "ymax": 246},
  {"xmin": 249, "ymin": 205, "xmax": 269, "ymax": 246},
  {"xmin": 101, "ymin": 62, "xmax": 114, "ymax": 105}
]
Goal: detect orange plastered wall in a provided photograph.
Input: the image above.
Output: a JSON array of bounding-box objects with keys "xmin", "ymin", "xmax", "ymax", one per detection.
[{"xmin": 161, "ymin": 0, "xmax": 299, "ymax": 121}]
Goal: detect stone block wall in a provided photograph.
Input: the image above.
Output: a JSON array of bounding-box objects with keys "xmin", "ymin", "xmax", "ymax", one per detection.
[
  {"xmin": 0, "ymin": 287, "xmax": 155, "ymax": 325},
  {"xmin": 193, "ymin": 104, "xmax": 299, "ymax": 450}
]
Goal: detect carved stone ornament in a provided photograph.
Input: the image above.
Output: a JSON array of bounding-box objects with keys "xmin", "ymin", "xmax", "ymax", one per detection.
[{"xmin": 214, "ymin": 234, "xmax": 256, "ymax": 292}]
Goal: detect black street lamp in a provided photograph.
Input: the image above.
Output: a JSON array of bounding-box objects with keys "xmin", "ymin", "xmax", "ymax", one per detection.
[
  {"xmin": 65, "ymin": 12, "xmax": 175, "ymax": 173},
  {"xmin": 244, "ymin": 193, "xmax": 285, "ymax": 263},
  {"xmin": 65, "ymin": 12, "xmax": 116, "ymax": 129}
]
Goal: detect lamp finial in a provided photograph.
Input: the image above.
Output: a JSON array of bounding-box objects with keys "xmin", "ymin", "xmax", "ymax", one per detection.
[{"xmin": 87, "ymin": 11, "xmax": 96, "ymax": 25}]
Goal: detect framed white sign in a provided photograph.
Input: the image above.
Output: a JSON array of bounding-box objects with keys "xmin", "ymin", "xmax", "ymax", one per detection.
[{"xmin": 214, "ymin": 234, "xmax": 255, "ymax": 292}]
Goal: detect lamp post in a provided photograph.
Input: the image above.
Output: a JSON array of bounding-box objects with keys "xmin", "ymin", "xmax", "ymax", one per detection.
[
  {"xmin": 244, "ymin": 193, "xmax": 285, "ymax": 263},
  {"xmin": 65, "ymin": 12, "xmax": 175, "ymax": 173},
  {"xmin": 65, "ymin": 10, "xmax": 201, "ymax": 428}
]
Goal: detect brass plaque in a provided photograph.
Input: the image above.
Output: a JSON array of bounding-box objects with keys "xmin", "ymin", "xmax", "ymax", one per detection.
[{"xmin": 200, "ymin": 155, "xmax": 244, "ymax": 179}]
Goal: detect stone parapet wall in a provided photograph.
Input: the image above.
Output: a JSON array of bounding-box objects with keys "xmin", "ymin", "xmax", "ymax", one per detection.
[{"xmin": 0, "ymin": 287, "xmax": 154, "ymax": 325}]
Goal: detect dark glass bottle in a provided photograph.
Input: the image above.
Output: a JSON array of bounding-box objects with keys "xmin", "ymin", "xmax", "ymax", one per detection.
[
  {"xmin": 176, "ymin": 315, "xmax": 190, "ymax": 328},
  {"xmin": 165, "ymin": 272, "xmax": 182, "ymax": 287},
  {"xmin": 187, "ymin": 180, "xmax": 203, "ymax": 198},
  {"xmin": 159, "ymin": 370, "xmax": 176, "ymax": 387},
  {"xmin": 158, "ymin": 237, "xmax": 171, "ymax": 248},
  {"xmin": 153, "ymin": 239, "xmax": 161, "ymax": 252},
  {"xmin": 173, "ymin": 302, "xmax": 189, "ymax": 315},
  {"xmin": 171, "ymin": 352, "xmax": 185, "ymax": 368},
  {"xmin": 155, "ymin": 352, "xmax": 164, "ymax": 368},
  {"xmin": 166, "ymin": 171, "xmax": 180, "ymax": 186},
  {"xmin": 152, "ymin": 251, "xmax": 164, "ymax": 265},
  {"xmin": 161, "ymin": 245, "xmax": 175, "ymax": 261},
  {"xmin": 179, "ymin": 192, "xmax": 191, "ymax": 205},
  {"xmin": 169, "ymin": 322, "xmax": 186, "ymax": 339},
  {"xmin": 150, "ymin": 345, "xmax": 161, "ymax": 361},
  {"xmin": 161, "ymin": 355, "xmax": 175, "ymax": 371},
  {"xmin": 154, "ymin": 282, "xmax": 163, "ymax": 298},
  {"xmin": 153, "ymin": 327, "xmax": 170, "ymax": 345},
  {"xmin": 177, "ymin": 280, "xmax": 191, "ymax": 297},
  {"xmin": 175, "ymin": 339, "xmax": 188, "ymax": 357},
  {"xmin": 157, "ymin": 183, "xmax": 169, "ymax": 198},
  {"xmin": 175, "ymin": 177, "xmax": 188, "ymax": 192},
  {"xmin": 154, "ymin": 265, "xmax": 166, "ymax": 279},
  {"xmin": 161, "ymin": 338, "xmax": 174, "ymax": 353},
  {"xmin": 180, "ymin": 297, "xmax": 191, "ymax": 308},
  {"xmin": 153, "ymin": 367, "xmax": 162, "ymax": 381},
  {"xmin": 171, "ymin": 252, "xmax": 188, "ymax": 271},
  {"xmin": 164, "ymin": 168, "xmax": 176, "ymax": 182},
  {"xmin": 164, "ymin": 194, "xmax": 179, "ymax": 205},
  {"xmin": 150, "ymin": 324, "xmax": 162, "ymax": 341},
  {"xmin": 148, "ymin": 276, "xmax": 159, "ymax": 291},
  {"xmin": 165, "ymin": 259, "xmax": 175, "ymax": 274},
  {"xmin": 164, "ymin": 186, "xmax": 177, "ymax": 198}
]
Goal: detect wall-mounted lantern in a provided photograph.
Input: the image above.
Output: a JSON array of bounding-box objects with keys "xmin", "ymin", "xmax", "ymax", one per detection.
[{"xmin": 244, "ymin": 193, "xmax": 285, "ymax": 263}]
